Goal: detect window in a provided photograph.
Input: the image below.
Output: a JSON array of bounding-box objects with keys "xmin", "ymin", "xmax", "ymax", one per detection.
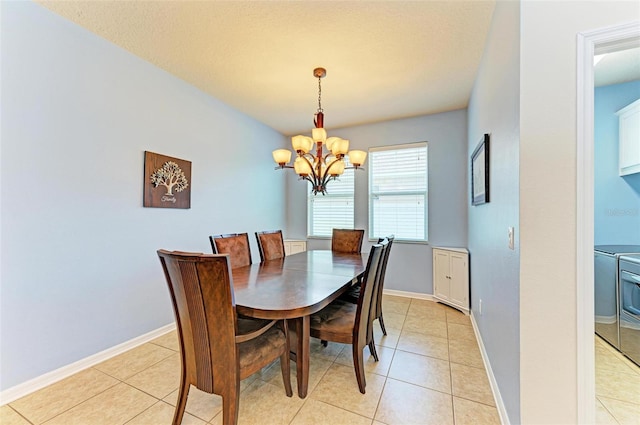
[
  {"xmin": 307, "ymin": 161, "xmax": 355, "ymax": 237},
  {"xmin": 369, "ymin": 143, "xmax": 428, "ymax": 242}
]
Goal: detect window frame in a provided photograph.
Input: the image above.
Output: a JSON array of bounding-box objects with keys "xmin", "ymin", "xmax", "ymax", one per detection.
[{"xmin": 368, "ymin": 142, "xmax": 429, "ymax": 243}]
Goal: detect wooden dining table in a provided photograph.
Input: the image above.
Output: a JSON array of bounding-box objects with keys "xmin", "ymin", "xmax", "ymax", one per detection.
[{"xmin": 231, "ymin": 250, "xmax": 366, "ymax": 398}]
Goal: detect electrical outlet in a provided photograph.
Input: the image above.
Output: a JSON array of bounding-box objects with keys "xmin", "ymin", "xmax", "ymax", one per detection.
[
  {"xmin": 479, "ymin": 299, "xmax": 483, "ymax": 315},
  {"xmin": 508, "ymin": 227, "xmax": 515, "ymax": 250}
]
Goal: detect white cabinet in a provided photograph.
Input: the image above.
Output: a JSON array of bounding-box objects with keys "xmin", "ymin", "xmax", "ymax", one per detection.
[
  {"xmin": 284, "ymin": 239, "xmax": 306, "ymax": 256},
  {"xmin": 617, "ymin": 98, "xmax": 640, "ymax": 176},
  {"xmin": 432, "ymin": 247, "xmax": 470, "ymax": 313}
]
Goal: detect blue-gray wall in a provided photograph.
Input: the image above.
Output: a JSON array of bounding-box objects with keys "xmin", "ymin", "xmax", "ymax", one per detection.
[
  {"xmin": 286, "ymin": 111, "xmax": 468, "ymax": 295},
  {"xmin": 594, "ymin": 81, "xmax": 640, "ymax": 245},
  {"xmin": 1, "ymin": 1, "xmax": 287, "ymax": 391},
  {"xmin": 467, "ymin": 1, "xmax": 520, "ymax": 423}
]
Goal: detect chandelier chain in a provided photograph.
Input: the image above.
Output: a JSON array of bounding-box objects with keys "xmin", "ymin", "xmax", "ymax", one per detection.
[{"xmin": 317, "ymin": 76, "xmax": 323, "ymax": 113}]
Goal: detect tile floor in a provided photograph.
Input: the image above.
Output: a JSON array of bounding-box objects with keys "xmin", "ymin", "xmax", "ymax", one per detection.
[
  {"xmin": 594, "ymin": 335, "xmax": 640, "ymax": 425},
  {"xmin": 1, "ymin": 296, "xmax": 501, "ymax": 425}
]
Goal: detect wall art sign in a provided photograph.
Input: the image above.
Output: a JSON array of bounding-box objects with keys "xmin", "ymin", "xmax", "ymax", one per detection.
[
  {"xmin": 144, "ymin": 151, "xmax": 191, "ymax": 209},
  {"xmin": 471, "ymin": 134, "xmax": 490, "ymax": 206}
]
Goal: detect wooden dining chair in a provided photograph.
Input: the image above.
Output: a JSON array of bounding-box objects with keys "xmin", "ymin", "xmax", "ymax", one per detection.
[
  {"xmin": 157, "ymin": 250, "xmax": 292, "ymax": 425},
  {"xmin": 331, "ymin": 228, "xmax": 365, "ymax": 253},
  {"xmin": 340, "ymin": 235, "xmax": 395, "ymax": 335},
  {"xmin": 209, "ymin": 233, "xmax": 252, "ymax": 268},
  {"xmin": 255, "ymin": 230, "xmax": 286, "ymax": 262},
  {"xmin": 309, "ymin": 241, "xmax": 386, "ymax": 393}
]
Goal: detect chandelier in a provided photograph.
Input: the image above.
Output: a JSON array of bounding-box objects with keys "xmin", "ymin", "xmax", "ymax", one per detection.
[{"xmin": 272, "ymin": 67, "xmax": 366, "ymax": 195}]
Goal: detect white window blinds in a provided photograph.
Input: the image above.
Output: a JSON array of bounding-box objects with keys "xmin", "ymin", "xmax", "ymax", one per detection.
[
  {"xmin": 369, "ymin": 143, "xmax": 428, "ymax": 242},
  {"xmin": 307, "ymin": 161, "xmax": 355, "ymax": 237}
]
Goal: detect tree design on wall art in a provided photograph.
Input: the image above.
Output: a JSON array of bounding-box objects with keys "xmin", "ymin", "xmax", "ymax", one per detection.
[
  {"xmin": 150, "ymin": 161, "xmax": 189, "ymax": 196},
  {"xmin": 143, "ymin": 151, "xmax": 191, "ymax": 209}
]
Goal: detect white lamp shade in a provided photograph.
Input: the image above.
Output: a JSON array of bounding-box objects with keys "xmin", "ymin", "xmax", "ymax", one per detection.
[
  {"xmin": 326, "ymin": 137, "xmax": 341, "ymax": 151},
  {"xmin": 328, "ymin": 158, "xmax": 345, "ymax": 176},
  {"xmin": 331, "ymin": 138, "xmax": 349, "ymax": 155},
  {"xmin": 272, "ymin": 149, "xmax": 292, "ymax": 165},
  {"xmin": 312, "ymin": 127, "xmax": 327, "ymax": 143},
  {"xmin": 292, "ymin": 135, "xmax": 314, "ymax": 153},
  {"xmin": 348, "ymin": 150, "xmax": 367, "ymax": 166},
  {"xmin": 294, "ymin": 157, "xmax": 312, "ymax": 176}
]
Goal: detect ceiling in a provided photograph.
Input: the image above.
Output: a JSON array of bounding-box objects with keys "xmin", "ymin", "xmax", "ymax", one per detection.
[
  {"xmin": 35, "ymin": 1, "xmax": 640, "ymax": 136},
  {"xmin": 36, "ymin": 0, "xmax": 496, "ymax": 135},
  {"xmin": 595, "ymin": 47, "xmax": 640, "ymax": 87}
]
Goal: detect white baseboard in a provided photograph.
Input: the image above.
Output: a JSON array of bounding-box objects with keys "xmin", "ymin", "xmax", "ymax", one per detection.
[
  {"xmin": 383, "ymin": 288, "xmax": 434, "ymax": 301},
  {"xmin": 470, "ymin": 311, "xmax": 509, "ymax": 425},
  {"xmin": 0, "ymin": 323, "xmax": 176, "ymax": 406}
]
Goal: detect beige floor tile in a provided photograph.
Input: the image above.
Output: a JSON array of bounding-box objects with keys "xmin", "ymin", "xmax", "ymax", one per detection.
[
  {"xmin": 595, "ymin": 398, "xmax": 620, "ymax": 425},
  {"xmin": 453, "ymin": 396, "xmax": 500, "ymax": 425},
  {"xmin": 291, "ymin": 398, "xmax": 372, "ymax": 425},
  {"xmin": 595, "ymin": 346, "xmax": 634, "ymax": 373},
  {"xmin": 232, "ymin": 379, "xmax": 304, "ymax": 425},
  {"xmin": 447, "ymin": 323, "xmax": 476, "ymax": 342},
  {"xmin": 596, "ymin": 367, "xmax": 640, "ymax": 405},
  {"xmin": 402, "ymin": 314, "xmax": 448, "ymax": 338},
  {"xmin": 125, "ymin": 401, "xmax": 206, "ymax": 425},
  {"xmin": 396, "ymin": 331, "xmax": 449, "ymax": 361},
  {"xmin": 379, "ymin": 311, "xmax": 406, "ymax": 331},
  {"xmin": 450, "ymin": 363, "xmax": 495, "ymax": 407},
  {"xmin": 596, "ymin": 344, "xmax": 640, "ymax": 376},
  {"xmin": 598, "ymin": 396, "xmax": 640, "ymax": 425},
  {"xmin": 335, "ymin": 344, "xmax": 395, "ymax": 377},
  {"xmin": 42, "ymin": 383, "xmax": 156, "ymax": 425},
  {"xmin": 373, "ymin": 326, "xmax": 400, "ymax": 349},
  {"xmin": 10, "ymin": 368, "xmax": 118, "ymax": 424},
  {"xmin": 381, "ymin": 295, "xmax": 411, "ymax": 316},
  {"xmin": 308, "ymin": 338, "xmax": 347, "ymax": 362},
  {"xmin": 125, "ymin": 352, "xmax": 180, "ymax": 399},
  {"xmin": 260, "ymin": 356, "xmax": 333, "ymax": 396},
  {"xmin": 94, "ymin": 342, "xmax": 175, "ymax": 380},
  {"xmin": 446, "ymin": 309, "xmax": 471, "ymax": 326},
  {"xmin": 310, "ymin": 363, "xmax": 386, "ymax": 418},
  {"xmin": 0, "ymin": 405, "xmax": 32, "ymax": 425},
  {"xmin": 150, "ymin": 330, "xmax": 180, "ymax": 352},
  {"xmin": 407, "ymin": 301, "xmax": 447, "ymax": 322},
  {"xmin": 164, "ymin": 386, "xmax": 222, "ymax": 422},
  {"xmin": 448, "ymin": 338, "xmax": 484, "ymax": 369},
  {"xmin": 375, "ymin": 378, "xmax": 453, "ymax": 425},
  {"xmin": 388, "ymin": 350, "xmax": 451, "ymax": 394}
]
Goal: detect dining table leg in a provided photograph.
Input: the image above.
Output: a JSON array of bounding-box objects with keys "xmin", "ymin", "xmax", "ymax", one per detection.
[{"xmin": 292, "ymin": 316, "xmax": 310, "ymax": 398}]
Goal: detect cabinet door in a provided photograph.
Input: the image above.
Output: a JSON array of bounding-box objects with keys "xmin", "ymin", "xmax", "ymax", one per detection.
[
  {"xmin": 289, "ymin": 241, "xmax": 306, "ymax": 255},
  {"xmin": 449, "ymin": 252, "xmax": 469, "ymax": 308},
  {"xmin": 284, "ymin": 240, "xmax": 306, "ymax": 256},
  {"xmin": 433, "ymin": 250, "xmax": 451, "ymax": 300},
  {"xmin": 618, "ymin": 99, "xmax": 640, "ymax": 175}
]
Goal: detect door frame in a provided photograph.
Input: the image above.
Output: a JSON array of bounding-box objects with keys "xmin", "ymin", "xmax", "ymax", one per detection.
[{"xmin": 576, "ymin": 21, "xmax": 640, "ymax": 425}]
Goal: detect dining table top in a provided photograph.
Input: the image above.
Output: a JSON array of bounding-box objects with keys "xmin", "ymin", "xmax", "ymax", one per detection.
[{"xmin": 232, "ymin": 250, "xmax": 367, "ymax": 319}]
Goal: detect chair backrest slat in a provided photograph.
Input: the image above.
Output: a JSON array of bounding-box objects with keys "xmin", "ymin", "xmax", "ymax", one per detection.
[{"xmin": 353, "ymin": 242, "xmax": 385, "ymax": 348}]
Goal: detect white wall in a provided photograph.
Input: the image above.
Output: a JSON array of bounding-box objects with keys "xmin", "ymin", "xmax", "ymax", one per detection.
[
  {"xmin": 467, "ymin": 1, "xmax": 520, "ymax": 423},
  {"xmin": 0, "ymin": 1, "xmax": 286, "ymax": 391},
  {"xmin": 519, "ymin": 2, "xmax": 639, "ymax": 423},
  {"xmin": 286, "ymin": 110, "xmax": 468, "ymax": 294}
]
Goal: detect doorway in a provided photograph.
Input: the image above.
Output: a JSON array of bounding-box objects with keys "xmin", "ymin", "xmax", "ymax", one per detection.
[{"xmin": 577, "ymin": 22, "xmax": 640, "ymax": 425}]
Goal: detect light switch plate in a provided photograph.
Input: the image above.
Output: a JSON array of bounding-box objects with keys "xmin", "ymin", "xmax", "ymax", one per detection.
[{"xmin": 508, "ymin": 227, "xmax": 515, "ymax": 250}]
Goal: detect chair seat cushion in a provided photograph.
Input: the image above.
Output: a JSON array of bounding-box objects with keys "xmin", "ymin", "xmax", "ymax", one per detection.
[
  {"xmin": 339, "ymin": 284, "xmax": 360, "ymax": 304},
  {"xmin": 238, "ymin": 324, "xmax": 287, "ymax": 375},
  {"xmin": 310, "ymin": 300, "xmax": 357, "ymax": 335}
]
